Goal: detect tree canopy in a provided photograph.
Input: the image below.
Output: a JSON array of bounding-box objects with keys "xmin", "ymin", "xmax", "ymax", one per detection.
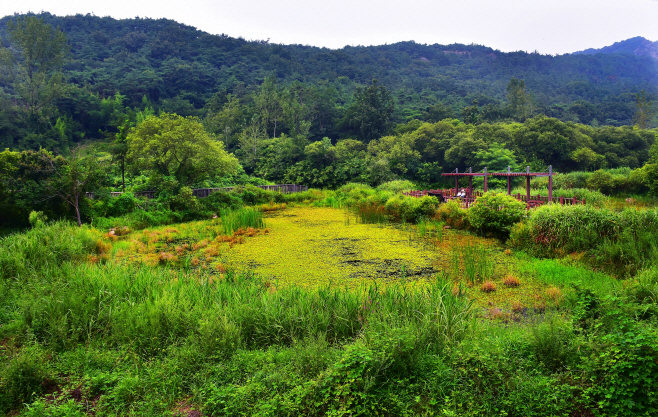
[{"xmin": 126, "ymin": 113, "xmax": 239, "ymax": 188}]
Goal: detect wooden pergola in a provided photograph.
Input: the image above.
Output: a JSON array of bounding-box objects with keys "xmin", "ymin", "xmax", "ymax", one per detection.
[{"xmin": 441, "ymin": 166, "xmax": 554, "ymax": 204}]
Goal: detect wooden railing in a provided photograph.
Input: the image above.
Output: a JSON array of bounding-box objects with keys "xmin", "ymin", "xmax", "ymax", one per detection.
[{"xmin": 402, "ymin": 189, "xmax": 585, "ymax": 208}]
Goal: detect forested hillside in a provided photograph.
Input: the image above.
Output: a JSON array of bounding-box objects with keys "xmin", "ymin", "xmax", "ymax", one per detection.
[{"xmin": 1, "ymin": 12, "xmax": 657, "ymax": 152}]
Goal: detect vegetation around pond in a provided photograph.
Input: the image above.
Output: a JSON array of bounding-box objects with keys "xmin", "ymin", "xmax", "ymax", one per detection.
[
  {"xmin": 1, "ymin": 195, "xmax": 657, "ymax": 416},
  {"xmin": 1, "ymin": 14, "xmax": 658, "ymax": 417}
]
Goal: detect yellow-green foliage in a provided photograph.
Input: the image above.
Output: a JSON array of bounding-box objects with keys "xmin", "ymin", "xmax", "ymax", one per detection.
[{"xmin": 224, "ymin": 207, "xmax": 438, "ymax": 288}]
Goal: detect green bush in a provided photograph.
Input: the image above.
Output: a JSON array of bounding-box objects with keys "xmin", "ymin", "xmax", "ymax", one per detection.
[
  {"xmin": 510, "ymin": 204, "xmax": 658, "ymax": 276},
  {"xmin": 583, "ymin": 308, "xmax": 658, "ymax": 416},
  {"xmin": 169, "ymin": 186, "xmax": 202, "ymax": 213},
  {"xmin": 383, "ymin": 195, "xmax": 438, "ymax": 222},
  {"xmin": 0, "ymin": 344, "xmax": 50, "ymax": 414},
  {"xmin": 376, "ymin": 180, "xmax": 415, "ymax": 193},
  {"xmin": 203, "ymin": 191, "xmax": 244, "ymax": 212},
  {"xmin": 468, "ymin": 191, "xmax": 526, "ymax": 238},
  {"xmin": 586, "ymin": 170, "xmax": 615, "ymax": 194},
  {"xmin": 436, "ymin": 199, "xmax": 470, "ymax": 229}
]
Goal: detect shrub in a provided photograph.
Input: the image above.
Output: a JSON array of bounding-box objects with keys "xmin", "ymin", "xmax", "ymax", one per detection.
[
  {"xmin": 169, "ymin": 187, "xmax": 202, "ymax": 213},
  {"xmin": 376, "ymin": 180, "xmax": 416, "ymax": 193},
  {"xmin": 468, "ymin": 191, "xmax": 526, "ymax": 238},
  {"xmin": 383, "ymin": 195, "xmax": 438, "ymax": 223},
  {"xmin": 0, "ymin": 344, "xmax": 50, "ymax": 414},
  {"xmin": 436, "ymin": 199, "xmax": 470, "ymax": 229},
  {"xmin": 530, "ymin": 316, "xmax": 574, "ymax": 373},
  {"xmin": 584, "ymin": 309, "xmax": 658, "ymax": 416},
  {"xmin": 231, "ymin": 184, "xmax": 278, "ymax": 205},
  {"xmin": 586, "ymin": 169, "xmax": 615, "ymax": 194}
]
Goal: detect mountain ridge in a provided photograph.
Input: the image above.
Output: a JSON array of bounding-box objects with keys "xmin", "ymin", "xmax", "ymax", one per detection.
[{"xmin": 573, "ymin": 36, "xmax": 658, "ymax": 59}]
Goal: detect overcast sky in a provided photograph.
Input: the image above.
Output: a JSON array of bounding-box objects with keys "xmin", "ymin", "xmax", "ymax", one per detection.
[{"xmin": 1, "ymin": 0, "xmax": 657, "ymax": 54}]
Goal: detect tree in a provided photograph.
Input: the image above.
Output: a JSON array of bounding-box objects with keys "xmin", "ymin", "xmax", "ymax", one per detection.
[
  {"xmin": 506, "ymin": 78, "xmax": 533, "ymax": 121},
  {"xmin": 474, "ymin": 142, "xmax": 520, "ymax": 172},
  {"xmin": 461, "ymin": 100, "xmax": 480, "ymax": 124},
  {"xmin": 0, "ymin": 16, "xmax": 69, "ymax": 133},
  {"xmin": 343, "ymin": 79, "xmax": 395, "ymax": 141},
  {"xmin": 571, "ymin": 147, "xmax": 606, "ymax": 171},
  {"xmin": 126, "ymin": 113, "xmax": 239, "ymax": 187},
  {"xmin": 633, "ymin": 89, "xmax": 655, "ymax": 129},
  {"xmin": 254, "ymin": 76, "xmax": 283, "ymax": 138},
  {"xmin": 109, "ymin": 120, "xmax": 130, "ymax": 191},
  {"xmin": 237, "ymin": 118, "xmax": 267, "ymax": 170},
  {"xmin": 423, "ymin": 103, "xmax": 454, "ymax": 123},
  {"xmin": 44, "ymin": 146, "xmax": 107, "ymax": 227},
  {"xmin": 204, "ymin": 93, "xmax": 243, "ymax": 150}
]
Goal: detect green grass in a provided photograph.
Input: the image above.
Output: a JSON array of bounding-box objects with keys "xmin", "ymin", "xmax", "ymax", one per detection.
[{"xmin": 1, "ymin": 211, "xmax": 657, "ymax": 416}]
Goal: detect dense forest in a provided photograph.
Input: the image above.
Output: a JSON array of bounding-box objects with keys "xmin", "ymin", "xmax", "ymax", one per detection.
[
  {"xmin": 1, "ymin": 12, "xmax": 657, "ymax": 150},
  {"xmin": 1, "ymin": 14, "xmax": 658, "ymax": 228}
]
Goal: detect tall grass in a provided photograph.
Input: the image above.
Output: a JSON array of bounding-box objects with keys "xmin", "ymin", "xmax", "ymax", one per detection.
[
  {"xmin": 0, "ymin": 221, "xmax": 105, "ymax": 280},
  {"xmin": 451, "ymin": 238, "xmax": 494, "ymax": 284},
  {"xmin": 219, "ymin": 207, "xmax": 264, "ymax": 235},
  {"xmin": 1, "ymin": 262, "xmax": 476, "ymax": 357},
  {"xmin": 511, "ymin": 203, "xmax": 658, "ymax": 276}
]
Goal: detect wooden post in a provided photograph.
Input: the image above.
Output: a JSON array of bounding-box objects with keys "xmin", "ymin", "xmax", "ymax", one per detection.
[
  {"xmin": 526, "ymin": 166, "xmax": 530, "ymax": 204},
  {"xmin": 484, "ymin": 167, "xmax": 487, "ymax": 192},
  {"xmin": 548, "ymin": 165, "xmax": 553, "ymax": 203},
  {"xmin": 455, "ymin": 168, "xmax": 459, "ymax": 195},
  {"xmin": 507, "ymin": 166, "xmax": 511, "ymax": 195},
  {"xmin": 468, "ymin": 167, "xmax": 473, "ymax": 196}
]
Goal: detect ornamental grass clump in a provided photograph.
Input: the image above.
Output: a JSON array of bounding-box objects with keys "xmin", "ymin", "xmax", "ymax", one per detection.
[
  {"xmin": 503, "ymin": 275, "xmax": 521, "ymax": 287},
  {"xmin": 481, "ymin": 281, "xmax": 496, "ymax": 292}
]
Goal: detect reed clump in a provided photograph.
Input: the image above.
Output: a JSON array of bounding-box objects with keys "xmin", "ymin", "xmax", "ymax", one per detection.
[{"xmin": 481, "ymin": 281, "xmax": 497, "ymax": 293}]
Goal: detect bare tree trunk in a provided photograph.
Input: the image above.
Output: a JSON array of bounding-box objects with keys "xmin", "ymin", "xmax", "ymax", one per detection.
[{"xmin": 75, "ymin": 192, "xmax": 82, "ymax": 227}]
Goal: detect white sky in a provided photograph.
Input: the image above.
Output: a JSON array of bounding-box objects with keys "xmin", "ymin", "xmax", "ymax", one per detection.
[{"xmin": 1, "ymin": 0, "xmax": 657, "ymax": 54}]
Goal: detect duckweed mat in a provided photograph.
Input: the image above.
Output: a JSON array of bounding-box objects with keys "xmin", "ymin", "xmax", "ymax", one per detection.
[{"xmin": 223, "ymin": 206, "xmax": 438, "ymax": 287}]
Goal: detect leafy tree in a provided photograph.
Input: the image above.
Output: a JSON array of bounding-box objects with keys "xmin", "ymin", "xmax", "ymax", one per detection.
[
  {"xmin": 109, "ymin": 120, "xmax": 130, "ymax": 191},
  {"xmin": 254, "ymin": 76, "xmax": 283, "ymax": 138},
  {"xmin": 126, "ymin": 113, "xmax": 239, "ymax": 188},
  {"xmin": 571, "ymin": 147, "xmax": 606, "ymax": 171},
  {"xmin": 0, "ymin": 16, "xmax": 69, "ymax": 134},
  {"xmin": 43, "ymin": 145, "xmax": 107, "ymax": 227},
  {"xmin": 633, "ymin": 89, "xmax": 655, "ymax": 129},
  {"xmin": 474, "ymin": 142, "xmax": 520, "ymax": 172},
  {"xmin": 506, "ymin": 78, "xmax": 533, "ymax": 121},
  {"xmin": 204, "ymin": 93, "xmax": 243, "ymax": 149},
  {"xmin": 343, "ymin": 80, "xmax": 395, "ymax": 141},
  {"xmin": 644, "ymin": 143, "xmax": 658, "ymax": 195},
  {"xmin": 367, "ymin": 133, "xmax": 420, "ymax": 177},
  {"xmin": 237, "ymin": 118, "xmax": 267, "ymax": 170},
  {"xmin": 423, "ymin": 103, "xmax": 454, "ymax": 122},
  {"xmin": 461, "ymin": 100, "xmax": 479, "ymax": 124}
]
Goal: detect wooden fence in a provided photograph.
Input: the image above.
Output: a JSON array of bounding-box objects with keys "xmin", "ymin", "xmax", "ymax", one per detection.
[
  {"xmin": 402, "ymin": 188, "xmax": 585, "ymax": 209},
  {"xmin": 86, "ymin": 184, "xmax": 308, "ymax": 200}
]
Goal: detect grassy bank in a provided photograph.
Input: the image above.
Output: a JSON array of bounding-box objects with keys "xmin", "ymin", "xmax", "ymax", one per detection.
[{"xmin": 1, "ymin": 209, "xmax": 657, "ymax": 416}]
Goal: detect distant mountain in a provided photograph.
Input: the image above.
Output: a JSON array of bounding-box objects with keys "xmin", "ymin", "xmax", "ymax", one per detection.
[
  {"xmin": 0, "ymin": 12, "xmax": 657, "ymax": 146},
  {"xmin": 573, "ymin": 37, "xmax": 658, "ymax": 60}
]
